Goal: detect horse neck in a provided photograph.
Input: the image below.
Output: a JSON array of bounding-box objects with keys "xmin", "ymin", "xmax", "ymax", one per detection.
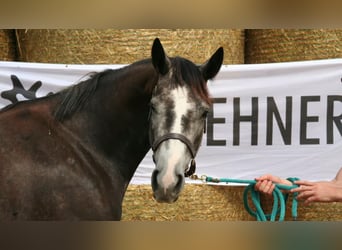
[{"xmin": 61, "ymin": 62, "xmax": 157, "ymax": 181}]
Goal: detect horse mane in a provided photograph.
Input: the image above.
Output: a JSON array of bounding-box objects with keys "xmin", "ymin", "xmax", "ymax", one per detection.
[
  {"xmin": 53, "ymin": 69, "xmax": 113, "ymax": 121},
  {"xmin": 171, "ymin": 57, "xmax": 212, "ymax": 105},
  {"xmin": 53, "ymin": 60, "xmax": 152, "ymax": 121}
]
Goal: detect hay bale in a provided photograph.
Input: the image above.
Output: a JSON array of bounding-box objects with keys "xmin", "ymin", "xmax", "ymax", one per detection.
[
  {"xmin": 122, "ymin": 184, "xmax": 342, "ymax": 221},
  {"xmin": 0, "ymin": 29, "xmax": 17, "ymax": 61},
  {"xmin": 16, "ymin": 29, "xmax": 244, "ymax": 64},
  {"xmin": 122, "ymin": 184, "xmax": 250, "ymax": 221},
  {"xmin": 245, "ymin": 29, "xmax": 342, "ymax": 63}
]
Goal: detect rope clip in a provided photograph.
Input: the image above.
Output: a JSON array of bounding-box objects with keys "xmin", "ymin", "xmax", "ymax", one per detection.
[{"xmin": 189, "ymin": 174, "xmax": 207, "ymax": 182}]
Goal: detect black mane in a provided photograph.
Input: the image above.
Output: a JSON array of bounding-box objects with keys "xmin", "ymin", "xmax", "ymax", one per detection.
[
  {"xmin": 53, "ymin": 69, "xmax": 113, "ymax": 121},
  {"xmin": 53, "ymin": 60, "xmax": 152, "ymax": 122}
]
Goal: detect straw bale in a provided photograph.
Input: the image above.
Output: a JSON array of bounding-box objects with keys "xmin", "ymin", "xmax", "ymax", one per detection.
[
  {"xmin": 122, "ymin": 184, "xmax": 250, "ymax": 221},
  {"xmin": 0, "ymin": 29, "xmax": 17, "ymax": 61},
  {"xmin": 122, "ymin": 184, "xmax": 342, "ymax": 221},
  {"xmin": 16, "ymin": 29, "xmax": 244, "ymax": 65},
  {"xmin": 245, "ymin": 29, "xmax": 342, "ymax": 63}
]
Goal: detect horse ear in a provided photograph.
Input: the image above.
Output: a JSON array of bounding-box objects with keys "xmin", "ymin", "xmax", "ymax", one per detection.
[
  {"xmin": 151, "ymin": 38, "xmax": 170, "ymax": 75},
  {"xmin": 200, "ymin": 47, "xmax": 224, "ymax": 81}
]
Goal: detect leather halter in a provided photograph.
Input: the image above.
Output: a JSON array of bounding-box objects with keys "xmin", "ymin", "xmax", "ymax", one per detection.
[
  {"xmin": 148, "ymin": 109, "xmax": 199, "ymax": 177},
  {"xmin": 151, "ymin": 133, "xmax": 197, "ymax": 177},
  {"xmin": 151, "ymin": 133, "xmax": 196, "ymax": 158},
  {"xmin": 148, "ymin": 86, "xmax": 206, "ymax": 177}
]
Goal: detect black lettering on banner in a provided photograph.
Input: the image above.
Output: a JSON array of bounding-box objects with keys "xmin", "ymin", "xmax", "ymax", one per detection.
[
  {"xmin": 300, "ymin": 96, "xmax": 320, "ymax": 145},
  {"xmin": 207, "ymin": 97, "xmax": 227, "ymax": 146},
  {"xmin": 233, "ymin": 97, "xmax": 258, "ymax": 146},
  {"xmin": 266, "ymin": 97, "xmax": 293, "ymax": 145},
  {"xmin": 327, "ymin": 95, "xmax": 342, "ymax": 144}
]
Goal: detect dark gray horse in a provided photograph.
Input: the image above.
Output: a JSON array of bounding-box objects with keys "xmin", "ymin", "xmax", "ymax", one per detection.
[{"xmin": 0, "ymin": 38, "xmax": 223, "ymax": 220}]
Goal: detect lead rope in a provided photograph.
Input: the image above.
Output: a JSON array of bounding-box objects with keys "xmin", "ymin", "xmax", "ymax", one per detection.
[{"xmin": 189, "ymin": 175, "xmax": 300, "ymax": 222}]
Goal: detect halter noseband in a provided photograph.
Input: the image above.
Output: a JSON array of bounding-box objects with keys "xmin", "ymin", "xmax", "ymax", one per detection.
[
  {"xmin": 151, "ymin": 133, "xmax": 196, "ymax": 158},
  {"xmin": 150, "ymin": 132, "xmax": 197, "ymax": 177}
]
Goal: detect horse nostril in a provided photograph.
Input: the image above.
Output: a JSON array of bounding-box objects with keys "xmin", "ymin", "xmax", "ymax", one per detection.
[
  {"xmin": 151, "ymin": 169, "xmax": 159, "ymax": 190},
  {"xmin": 175, "ymin": 174, "xmax": 184, "ymax": 191}
]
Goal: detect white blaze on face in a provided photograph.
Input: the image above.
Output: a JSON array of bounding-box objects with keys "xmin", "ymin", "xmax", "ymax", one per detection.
[
  {"xmin": 160, "ymin": 87, "xmax": 192, "ymax": 189},
  {"xmin": 171, "ymin": 87, "xmax": 189, "ymax": 134},
  {"xmin": 160, "ymin": 140, "xmax": 184, "ymax": 189}
]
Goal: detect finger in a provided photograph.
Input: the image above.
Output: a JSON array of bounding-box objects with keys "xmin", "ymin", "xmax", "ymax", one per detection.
[
  {"xmin": 297, "ymin": 190, "xmax": 314, "ymax": 200},
  {"xmin": 294, "ymin": 180, "xmax": 314, "ymax": 186},
  {"xmin": 255, "ymin": 180, "xmax": 267, "ymax": 193},
  {"xmin": 291, "ymin": 187, "xmax": 303, "ymax": 193},
  {"xmin": 258, "ymin": 180, "xmax": 268, "ymax": 192},
  {"xmin": 302, "ymin": 196, "xmax": 317, "ymax": 205},
  {"xmin": 291, "ymin": 185, "xmax": 312, "ymax": 193},
  {"xmin": 266, "ymin": 183, "xmax": 275, "ymax": 195},
  {"xmin": 254, "ymin": 181, "xmax": 262, "ymax": 191},
  {"xmin": 254, "ymin": 181, "xmax": 267, "ymax": 192},
  {"xmin": 263, "ymin": 180, "xmax": 273, "ymax": 191},
  {"xmin": 260, "ymin": 181, "xmax": 274, "ymax": 195},
  {"xmin": 263, "ymin": 181, "xmax": 273, "ymax": 194},
  {"xmin": 303, "ymin": 199, "xmax": 312, "ymax": 206}
]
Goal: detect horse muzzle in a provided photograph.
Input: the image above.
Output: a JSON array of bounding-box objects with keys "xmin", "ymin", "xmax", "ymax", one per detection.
[
  {"xmin": 151, "ymin": 169, "xmax": 184, "ymax": 203},
  {"xmin": 150, "ymin": 133, "xmax": 198, "ymax": 203}
]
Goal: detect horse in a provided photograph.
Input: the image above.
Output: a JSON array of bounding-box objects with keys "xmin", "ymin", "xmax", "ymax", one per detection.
[{"xmin": 0, "ymin": 38, "xmax": 223, "ymax": 220}]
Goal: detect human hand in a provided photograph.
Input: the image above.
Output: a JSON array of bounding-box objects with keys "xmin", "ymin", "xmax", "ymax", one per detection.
[
  {"xmin": 291, "ymin": 180, "xmax": 342, "ymax": 204},
  {"xmin": 254, "ymin": 174, "xmax": 292, "ymax": 195}
]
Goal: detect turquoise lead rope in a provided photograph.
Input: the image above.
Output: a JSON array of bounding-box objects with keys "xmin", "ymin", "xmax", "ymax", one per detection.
[{"xmin": 190, "ymin": 175, "xmax": 300, "ymax": 222}]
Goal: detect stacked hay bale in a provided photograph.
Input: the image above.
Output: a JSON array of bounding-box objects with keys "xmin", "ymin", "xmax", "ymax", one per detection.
[
  {"xmin": 16, "ymin": 29, "xmax": 244, "ymax": 64},
  {"xmin": 0, "ymin": 29, "xmax": 17, "ymax": 61},
  {"xmin": 245, "ymin": 29, "xmax": 342, "ymax": 63},
  {"xmin": 122, "ymin": 184, "xmax": 342, "ymax": 221},
  {"xmin": 122, "ymin": 185, "xmax": 251, "ymax": 221},
  {"xmin": 244, "ymin": 29, "xmax": 342, "ymax": 221}
]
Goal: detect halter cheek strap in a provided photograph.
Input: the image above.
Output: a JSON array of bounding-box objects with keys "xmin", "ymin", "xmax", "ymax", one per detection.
[{"xmin": 185, "ymin": 159, "xmax": 196, "ymax": 177}]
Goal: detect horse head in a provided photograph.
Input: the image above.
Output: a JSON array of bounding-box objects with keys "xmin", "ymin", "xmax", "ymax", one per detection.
[{"xmin": 149, "ymin": 38, "xmax": 223, "ymax": 203}]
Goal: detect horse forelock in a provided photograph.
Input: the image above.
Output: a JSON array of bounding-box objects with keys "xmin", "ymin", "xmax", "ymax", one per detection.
[{"xmin": 170, "ymin": 57, "xmax": 212, "ymax": 105}]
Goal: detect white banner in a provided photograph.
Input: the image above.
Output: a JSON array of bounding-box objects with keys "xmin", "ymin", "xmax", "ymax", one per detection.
[{"xmin": 1, "ymin": 60, "xmax": 342, "ymax": 184}]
